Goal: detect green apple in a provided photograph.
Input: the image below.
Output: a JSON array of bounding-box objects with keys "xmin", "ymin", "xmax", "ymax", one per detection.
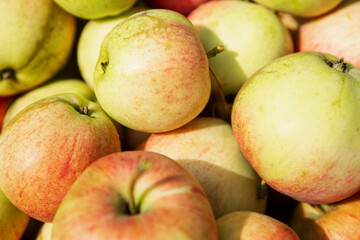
[
  {"xmin": 188, "ymin": 1, "xmax": 293, "ymax": 96},
  {"xmin": 52, "ymin": 151, "xmax": 218, "ymax": 239},
  {"xmin": 253, "ymin": 0, "xmax": 342, "ymax": 18},
  {"xmin": 2, "ymin": 79, "xmax": 95, "ymax": 129},
  {"xmin": 94, "ymin": 9, "xmax": 211, "ymax": 133},
  {"xmin": 78, "ymin": 7, "xmax": 147, "ymax": 90},
  {"xmin": 232, "ymin": 51, "xmax": 360, "ymax": 204},
  {"xmin": 0, "ymin": 94, "xmax": 121, "ymax": 222},
  {"xmin": 53, "ymin": 0, "xmax": 137, "ymax": 19},
  {"xmin": 0, "ymin": 188, "xmax": 29, "ymax": 240},
  {"xmin": 0, "ymin": 0, "xmax": 76, "ymax": 96},
  {"xmin": 142, "ymin": 117, "xmax": 266, "ymax": 218}
]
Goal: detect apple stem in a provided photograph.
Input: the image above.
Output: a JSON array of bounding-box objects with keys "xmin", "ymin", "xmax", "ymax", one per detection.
[
  {"xmin": 257, "ymin": 179, "xmax": 268, "ymax": 199},
  {"xmin": 316, "ymin": 204, "xmax": 332, "ymax": 214},
  {"xmin": 206, "ymin": 45, "xmax": 224, "ymax": 59},
  {"xmin": 209, "ymin": 66, "xmax": 227, "ymax": 110},
  {"xmin": 0, "ymin": 68, "xmax": 16, "ymax": 81},
  {"xmin": 323, "ymin": 57, "xmax": 347, "ymax": 73}
]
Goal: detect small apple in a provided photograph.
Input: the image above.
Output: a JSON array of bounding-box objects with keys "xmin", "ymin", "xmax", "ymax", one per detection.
[
  {"xmin": 188, "ymin": 1, "xmax": 293, "ymax": 96},
  {"xmin": 52, "ymin": 151, "xmax": 218, "ymax": 239},
  {"xmin": 0, "ymin": 93, "xmax": 121, "ymax": 222},
  {"xmin": 143, "ymin": 0, "xmax": 209, "ymax": 15},
  {"xmin": 232, "ymin": 51, "xmax": 360, "ymax": 204},
  {"xmin": 0, "ymin": 97, "xmax": 14, "ymax": 130},
  {"xmin": 94, "ymin": 9, "xmax": 211, "ymax": 133},
  {"xmin": 0, "ymin": 0, "xmax": 76, "ymax": 96},
  {"xmin": 53, "ymin": 0, "xmax": 136, "ymax": 19},
  {"xmin": 0, "ymin": 188, "xmax": 29, "ymax": 240},
  {"xmin": 298, "ymin": 0, "xmax": 360, "ymax": 68},
  {"xmin": 253, "ymin": 0, "xmax": 342, "ymax": 17},
  {"xmin": 142, "ymin": 117, "xmax": 266, "ymax": 218},
  {"xmin": 216, "ymin": 211, "xmax": 299, "ymax": 240},
  {"xmin": 290, "ymin": 191, "xmax": 360, "ymax": 239},
  {"xmin": 2, "ymin": 79, "xmax": 95, "ymax": 129}
]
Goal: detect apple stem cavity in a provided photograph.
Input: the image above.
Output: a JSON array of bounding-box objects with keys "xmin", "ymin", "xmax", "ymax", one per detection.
[
  {"xmin": 206, "ymin": 45, "xmax": 224, "ymax": 59},
  {"xmin": 0, "ymin": 68, "xmax": 16, "ymax": 81}
]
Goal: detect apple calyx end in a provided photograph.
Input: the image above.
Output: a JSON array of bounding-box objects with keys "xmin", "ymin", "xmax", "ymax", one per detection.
[
  {"xmin": 323, "ymin": 57, "xmax": 348, "ymax": 73},
  {"xmin": 0, "ymin": 68, "xmax": 16, "ymax": 82},
  {"xmin": 101, "ymin": 61, "xmax": 108, "ymax": 73}
]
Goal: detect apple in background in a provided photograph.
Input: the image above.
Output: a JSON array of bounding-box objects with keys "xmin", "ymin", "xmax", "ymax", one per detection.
[
  {"xmin": 0, "ymin": 188, "xmax": 29, "ymax": 240},
  {"xmin": 142, "ymin": 117, "xmax": 266, "ymax": 218},
  {"xmin": 52, "ymin": 151, "xmax": 217, "ymax": 239},
  {"xmin": 232, "ymin": 51, "xmax": 360, "ymax": 204},
  {"xmin": 253, "ymin": 0, "xmax": 342, "ymax": 18},
  {"xmin": 0, "ymin": 97, "xmax": 14, "ymax": 130},
  {"xmin": 36, "ymin": 223, "xmax": 53, "ymax": 240},
  {"xmin": 0, "ymin": 0, "xmax": 76, "ymax": 97},
  {"xmin": 143, "ymin": 0, "xmax": 209, "ymax": 16},
  {"xmin": 216, "ymin": 211, "xmax": 299, "ymax": 240},
  {"xmin": 77, "ymin": 7, "xmax": 146, "ymax": 90},
  {"xmin": 290, "ymin": 191, "xmax": 360, "ymax": 239},
  {"xmin": 298, "ymin": 0, "xmax": 360, "ymax": 68},
  {"xmin": 94, "ymin": 9, "xmax": 211, "ymax": 133},
  {"xmin": 53, "ymin": 0, "xmax": 136, "ymax": 19},
  {"xmin": 0, "ymin": 94, "xmax": 121, "ymax": 222},
  {"xmin": 2, "ymin": 79, "xmax": 95, "ymax": 129},
  {"xmin": 188, "ymin": 1, "xmax": 293, "ymax": 97}
]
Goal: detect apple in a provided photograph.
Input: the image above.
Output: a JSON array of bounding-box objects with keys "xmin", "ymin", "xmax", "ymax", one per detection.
[
  {"xmin": 188, "ymin": 1, "xmax": 294, "ymax": 96},
  {"xmin": 51, "ymin": 151, "xmax": 218, "ymax": 239},
  {"xmin": 0, "ymin": 188, "xmax": 29, "ymax": 240},
  {"xmin": 253, "ymin": 0, "xmax": 342, "ymax": 17},
  {"xmin": 36, "ymin": 223, "xmax": 53, "ymax": 240},
  {"xmin": 143, "ymin": 0, "xmax": 209, "ymax": 16},
  {"xmin": 142, "ymin": 117, "xmax": 266, "ymax": 218},
  {"xmin": 298, "ymin": 0, "xmax": 360, "ymax": 68},
  {"xmin": 53, "ymin": 0, "xmax": 136, "ymax": 19},
  {"xmin": 232, "ymin": 51, "xmax": 360, "ymax": 204},
  {"xmin": 0, "ymin": 97, "xmax": 14, "ymax": 130},
  {"xmin": 216, "ymin": 211, "xmax": 299, "ymax": 240},
  {"xmin": 0, "ymin": 93, "xmax": 121, "ymax": 222},
  {"xmin": 94, "ymin": 9, "xmax": 211, "ymax": 133},
  {"xmin": 78, "ymin": 7, "xmax": 146, "ymax": 90},
  {"xmin": 290, "ymin": 191, "xmax": 360, "ymax": 239},
  {"xmin": 2, "ymin": 79, "xmax": 95, "ymax": 129},
  {"xmin": 0, "ymin": 0, "xmax": 76, "ymax": 96}
]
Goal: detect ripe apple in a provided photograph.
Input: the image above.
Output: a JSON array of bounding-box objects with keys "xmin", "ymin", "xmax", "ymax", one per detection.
[
  {"xmin": 94, "ymin": 9, "xmax": 211, "ymax": 133},
  {"xmin": 0, "ymin": 94, "xmax": 121, "ymax": 222},
  {"xmin": 0, "ymin": 97, "xmax": 14, "ymax": 130},
  {"xmin": 2, "ymin": 79, "xmax": 95, "ymax": 129},
  {"xmin": 53, "ymin": 0, "xmax": 136, "ymax": 19},
  {"xmin": 188, "ymin": 1, "xmax": 293, "ymax": 96},
  {"xmin": 0, "ymin": 188, "xmax": 29, "ymax": 240},
  {"xmin": 290, "ymin": 191, "xmax": 360, "ymax": 239},
  {"xmin": 253, "ymin": 0, "xmax": 342, "ymax": 17},
  {"xmin": 78, "ymin": 7, "xmax": 146, "ymax": 90},
  {"xmin": 232, "ymin": 51, "xmax": 360, "ymax": 204},
  {"xmin": 142, "ymin": 117, "xmax": 266, "ymax": 218},
  {"xmin": 143, "ymin": 0, "xmax": 209, "ymax": 15},
  {"xmin": 0, "ymin": 0, "xmax": 76, "ymax": 96},
  {"xmin": 51, "ymin": 151, "xmax": 218, "ymax": 239},
  {"xmin": 216, "ymin": 211, "xmax": 299, "ymax": 240},
  {"xmin": 298, "ymin": 0, "xmax": 360, "ymax": 68}
]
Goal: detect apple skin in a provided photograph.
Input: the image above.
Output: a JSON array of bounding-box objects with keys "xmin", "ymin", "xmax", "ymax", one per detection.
[
  {"xmin": 94, "ymin": 9, "xmax": 211, "ymax": 133},
  {"xmin": 2, "ymin": 79, "xmax": 95, "ymax": 129},
  {"xmin": 0, "ymin": 94, "xmax": 121, "ymax": 222},
  {"xmin": 51, "ymin": 151, "xmax": 218, "ymax": 240},
  {"xmin": 253, "ymin": 0, "xmax": 342, "ymax": 17},
  {"xmin": 232, "ymin": 51, "xmax": 360, "ymax": 204},
  {"xmin": 0, "ymin": 0, "xmax": 76, "ymax": 96},
  {"xmin": 53, "ymin": 0, "xmax": 136, "ymax": 19},
  {"xmin": 216, "ymin": 211, "xmax": 299, "ymax": 240},
  {"xmin": 0, "ymin": 97, "xmax": 14, "ymax": 130},
  {"xmin": 188, "ymin": 1, "xmax": 293, "ymax": 96},
  {"xmin": 290, "ymin": 191, "xmax": 360, "ymax": 239},
  {"xmin": 77, "ymin": 7, "xmax": 147, "ymax": 90},
  {"xmin": 298, "ymin": 0, "xmax": 360, "ymax": 68},
  {"xmin": 0, "ymin": 188, "xmax": 29, "ymax": 240},
  {"xmin": 143, "ymin": 0, "xmax": 209, "ymax": 16},
  {"xmin": 142, "ymin": 117, "xmax": 266, "ymax": 218}
]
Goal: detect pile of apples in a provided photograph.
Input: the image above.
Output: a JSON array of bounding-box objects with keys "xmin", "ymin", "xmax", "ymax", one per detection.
[{"xmin": 0, "ymin": 0, "xmax": 359, "ymax": 239}]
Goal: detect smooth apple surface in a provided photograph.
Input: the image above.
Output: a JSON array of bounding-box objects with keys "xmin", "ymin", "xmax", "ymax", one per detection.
[
  {"xmin": 94, "ymin": 9, "xmax": 211, "ymax": 133},
  {"xmin": 0, "ymin": 0, "xmax": 76, "ymax": 96},
  {"xmin": 143, "ymin": 0, "xmax": 209, "ymax": 15},
  {"xmin": 298, "ymin": 0, "xmax": 360, "ymax": 68},
  {"xmin": 232, "ymin": 51, "xmax": 360, "ymax": 204},
  {"xmin": 216, "ymin": 211, "xmax": 299, "ymax": 240},
  {"xmin": 142, "ymin": 117, "xmax": 266, "ymax": 218},
  {"xmin": 0, "ymin": 94, "xmax": 121, "ymax": 222},
  {"xmin": 188, "ymin": 1, "xmax": 293, "ymax": 96},
  {"xmin": 52, "ymin": 151, "xmax": 218, "ymax": 240}
]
